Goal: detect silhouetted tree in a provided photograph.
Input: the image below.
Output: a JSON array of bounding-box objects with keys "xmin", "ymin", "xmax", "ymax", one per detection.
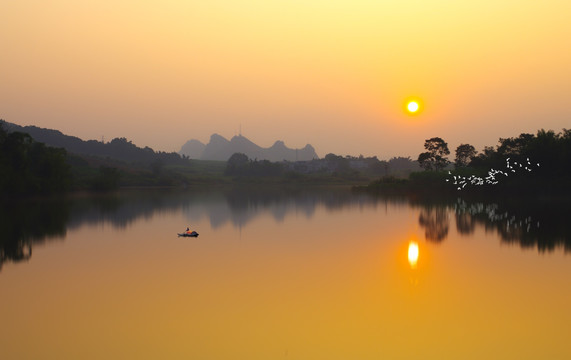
[
  {"xmin": 225, "ymin": 153, "xmax": 250, "ymax": 176},
  {"xmin": 470, "ymin": 129, "xmax": 571, "ymax": 178},
  {"xmin": 470, "ymin": 145, "xmax": 501, "ymax": 169},
  {"xmin": 0, "ymin": 120, "xmax": 71, "ymax": 195},
  {"xmin": 455, "ymin": 144, "xmax": 477, "ymax": 168},
  {"xmin": 324, "ymin": 153, "xmax": 351, "ymax": 173},
  {"xmin": 496, "ymin": 133, "xmax": 534, "ymax": 156},
  {"xmin": 418, "ymin": 137, "xmax": 450, "ymax": 171},
  {"xmin": 225, "ymin": 153, "xmax": 284, "ymax": 177}
]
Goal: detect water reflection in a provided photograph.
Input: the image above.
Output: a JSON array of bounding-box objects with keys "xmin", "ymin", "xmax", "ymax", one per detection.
[
  {"xmin": 205, "ymin": 187, "xmax": 379, "ymax": 228},
  {"xmin": 453, "ymin": 198, "xmax": 570, "ymax": 253},
  {"xmin": 418, "ymin": 206, "xmax": 449, "ymax": 243},
  {"xmin": 411, "ymin": 196, "xmax": 569, "ymax": 252},
  {"xmin": 1, "ymin": 188, "xmax": 569, "ymax": 271},
  {"xmin": 64, "ymin": 188, "xmax": 381, "ymax": 231},
  {"xmin": 408, "ymin": 241, "xmax": 419, "ymax": 269},
  {"xmin": 0, "ymin": 198, "xmax": 69, "ymax": 271},
  {"xmin": 0, "ymin": 188, "xmax": 382, "ymax": 271}
]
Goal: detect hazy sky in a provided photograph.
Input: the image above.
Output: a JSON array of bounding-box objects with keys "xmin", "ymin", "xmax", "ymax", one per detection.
[{"xmin": 1, "ymin": 0, "xmax": 570, "ymax": 159}]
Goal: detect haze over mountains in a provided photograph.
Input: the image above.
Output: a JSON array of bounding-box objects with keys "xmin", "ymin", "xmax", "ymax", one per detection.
[
  {"xmin": 2, "ymin": 120, "xmax": 423, "ymax": 180},
  {"xmin": 4, "ymin": 121, "xmax": 319, "ymax": 163},
  {"xmin": 180, "ymin": 134, "xmax": 319, "ymax": 162},
  {"xmin": 4, "ymin": 122, "xmax": 185, "ymax": 165}
]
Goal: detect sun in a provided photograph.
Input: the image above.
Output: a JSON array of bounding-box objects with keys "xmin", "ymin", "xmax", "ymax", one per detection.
[
  {"xmin": 407, "ymin": 101, "xmax": 419, "ymax": 113},
  {"xmin": 404, "ymin": 97, "xmax": 423, "ymax": 115}
]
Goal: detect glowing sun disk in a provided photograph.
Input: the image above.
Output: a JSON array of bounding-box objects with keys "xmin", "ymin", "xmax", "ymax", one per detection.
[{"xmin": 407, "ymin": 101, "xmax": 419, "ymax": 113}]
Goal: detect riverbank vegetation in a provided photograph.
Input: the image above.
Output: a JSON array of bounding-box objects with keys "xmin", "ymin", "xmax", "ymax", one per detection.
[
  {"xmin": 0, "ymin": 122, "xmax": 71, "ymax": 195},
  {"xmin": 361, "ymin": 128, "xmax": 571, "ymax": 199},
  {"xmin": 1, "ymin": 119, "xmax": 417, "ymax": 195},
  {"xmin": 2, "ymin": 120, "xmax": 569, "ymax": 198}
]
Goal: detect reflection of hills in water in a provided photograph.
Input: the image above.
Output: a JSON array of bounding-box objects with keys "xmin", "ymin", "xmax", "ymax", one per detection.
[
  {"xmin": 0, "ymin": 188, "xmax": 382, "ymax": 271},
  {"xmin": 2, "ymin": 189, "xmax": 569, "ymax": 271},
  {"xmin": 183, "ymin": 188, "xmax": 382, "ymax": 229},
  {"xmin": 65, "ymin": 188, "xmax": 380, "ymax": 230}
]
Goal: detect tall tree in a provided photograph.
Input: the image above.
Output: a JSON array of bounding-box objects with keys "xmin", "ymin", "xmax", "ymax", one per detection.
[
  {"xmin": 225, "ymin": 153, "xmax": 250, "ymax": 176},
  {"xmin": 455, "ymin": 144, "xmax": 477, "ymax": 168},
  {"xmin": 417, "ymin": 137, "xmax": 450, "ymax": 171}
]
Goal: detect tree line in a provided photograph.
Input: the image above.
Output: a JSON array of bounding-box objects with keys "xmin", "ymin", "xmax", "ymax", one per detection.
[
  {"xmin": 0, "ymin": 121, "xmax": 71, "ymax": 195},
  {"xmin": 417, "ymin": 129, "xmax": 571, "ymax": 177},
  {"xmin": 224, "ymin": 152, "xmax": 420, "ymax": 179},
  {"xmin": 225, "ymin": 153, "xmax": 284, "ymax": 177}
]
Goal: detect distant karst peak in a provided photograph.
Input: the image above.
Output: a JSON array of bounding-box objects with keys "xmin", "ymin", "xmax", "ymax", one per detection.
[{"xmin": 179, "ymin": 134, "xmax": 318, "ymax": 161}]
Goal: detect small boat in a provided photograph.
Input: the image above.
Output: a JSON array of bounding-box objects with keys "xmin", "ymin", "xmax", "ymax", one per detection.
[{"xmin": 178, "ymin": 231, "xmax": 199, "ymax": 237}]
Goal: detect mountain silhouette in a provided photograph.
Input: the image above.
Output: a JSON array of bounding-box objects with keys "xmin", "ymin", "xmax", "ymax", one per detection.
[
  {"xmin": 179, "ymin": 139, "xmax": 206, "ymax": 159},
  {"xmin": 4, "ymin": 122, "xmax": 185, "ymax": 165},
  {"xmin": 180, "ymin": 134, "xmax": 319, "ymax": 161}
]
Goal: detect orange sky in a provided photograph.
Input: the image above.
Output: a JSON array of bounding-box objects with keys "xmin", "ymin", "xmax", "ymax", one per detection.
[{"xmin": 1, "ymin": 0, "xmax": 570, "ymax": 158}]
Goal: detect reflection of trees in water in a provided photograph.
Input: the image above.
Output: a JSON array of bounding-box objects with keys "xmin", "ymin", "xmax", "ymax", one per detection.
[
  {"xmin": 418, "ymin": 206, "xmax": 449, "ymax": 242},
  {"xmin": 0, "ymin": 198, "xmax": 69, "ymax": 271},
  {"xmin": 376, "ymin": 192, "xmax": 570, "ymax": 253},
  {"xmin": 0, "ymin": 188, "xmax": 384, "ymax": 271},
  {"xmin": 3, "ymin": 189, "xmax": 568, "ymax": 272},
  {"xmin": 454, "ymin": 199, "xmax": 570, "ymax": 253},
  {"xmin": 204, "ymin": 187, "xmax": 380, "ymax": 229},
  {"xmin": 65, "ymin": 188, "xmax": 378, "ymax": 231},
  {"xmin": 455, "ymin": 212, "xmax": 476, "ymax": 235},
  {"xmin": 65, "ymin": 190, "xmax": 182, "ymax": 230}
]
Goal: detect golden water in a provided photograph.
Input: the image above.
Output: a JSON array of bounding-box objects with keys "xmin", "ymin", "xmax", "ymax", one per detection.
[{"xmin": 1, "ymin": 190, "xmax": 569, "ymax": 359}]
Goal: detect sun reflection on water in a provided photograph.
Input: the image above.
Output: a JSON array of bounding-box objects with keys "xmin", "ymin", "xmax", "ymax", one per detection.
[{"xmin": 408, "ymin": 241, "xmax": 419, "ymax": 269}]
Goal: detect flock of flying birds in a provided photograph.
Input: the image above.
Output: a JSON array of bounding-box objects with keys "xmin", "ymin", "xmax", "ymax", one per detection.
[{"xmin": 447, "ymin": 157, "xmax": 540, "ymax": 190}]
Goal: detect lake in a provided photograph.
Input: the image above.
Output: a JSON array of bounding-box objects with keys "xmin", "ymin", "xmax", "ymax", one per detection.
[{"xmin": 1, "ymin": 187, "xmax": 570, "ymax": 359}]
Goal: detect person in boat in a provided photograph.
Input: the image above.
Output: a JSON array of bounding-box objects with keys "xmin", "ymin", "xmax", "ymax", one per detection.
[{"xmin": 186, "ymin": 227, "xmax": 191, "ymax": 234}]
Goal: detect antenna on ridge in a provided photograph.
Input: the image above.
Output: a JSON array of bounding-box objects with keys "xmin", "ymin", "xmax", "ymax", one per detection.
[{"xmin": 239, "ymin": 123, "xmax": 242, "ymax": 137}]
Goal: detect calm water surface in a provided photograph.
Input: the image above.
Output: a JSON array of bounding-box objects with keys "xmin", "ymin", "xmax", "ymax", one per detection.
[{"xmin": 1, "ymin": 188, "xmax": 570, "ymax": 359}]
